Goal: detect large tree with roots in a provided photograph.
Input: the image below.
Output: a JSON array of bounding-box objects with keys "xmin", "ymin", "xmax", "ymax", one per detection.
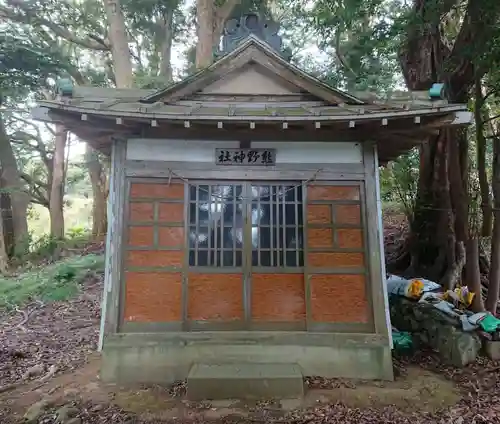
[
  {"xmin": 396, "ymin": 0, "xmax": 500, "ymax": 297},
  {"xmin": 304, "ymin": 0, "xmax": 500, "ymax": 311}
]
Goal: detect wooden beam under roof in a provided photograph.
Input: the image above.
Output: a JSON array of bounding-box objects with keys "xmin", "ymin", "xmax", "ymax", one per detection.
[
  {"xmin": 33, "ymin": 104, "xmax": 468, "ymax": 163},
  {"xmin": 35, "ymin": 99, "xmax": 466, "ymax": 123}
]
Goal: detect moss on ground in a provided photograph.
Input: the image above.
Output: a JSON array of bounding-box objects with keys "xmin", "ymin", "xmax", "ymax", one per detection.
[{"xmin": 0, "ymin": 254, "xmax": 104, "ymax": 308}]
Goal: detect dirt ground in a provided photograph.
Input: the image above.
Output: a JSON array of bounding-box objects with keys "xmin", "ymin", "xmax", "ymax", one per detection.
[
  {"xmin": 1, "ymin": 243, "xmax": 500, "ymax": 423},
  {"xmin": 0, "ymin": 353, "xmax": 463, "ymax": 424}
]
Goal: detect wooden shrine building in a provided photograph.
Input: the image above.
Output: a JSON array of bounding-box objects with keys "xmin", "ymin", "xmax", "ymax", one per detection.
[{"xmin": 32, "ymin": 11, "xmax": 471, "ymax": 395}]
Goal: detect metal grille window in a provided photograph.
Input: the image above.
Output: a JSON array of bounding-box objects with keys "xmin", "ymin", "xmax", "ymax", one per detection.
[
  {"xmin": 251, "ymin": 184, "xmax": 304, "ymax": 267},
  {"xmin": 188, "ymin": 182, "xmax": 304, "ymax": 268},
  {"xmin": 189, "ymin": 184, "xmax": 244, "ymax": 267}
]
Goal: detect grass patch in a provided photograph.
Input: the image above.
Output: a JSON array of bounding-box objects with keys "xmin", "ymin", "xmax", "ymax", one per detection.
[{"xmin": 0, "ymin": 254, "xmax": 105, "ymax": 309}]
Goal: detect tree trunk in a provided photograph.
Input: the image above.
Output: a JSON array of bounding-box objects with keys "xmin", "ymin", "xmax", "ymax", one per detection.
[
  {"xmin": 159, "ymin": 8, "xmax": 174, "ymax": 82},
  {"xmin": 475, "ymin": 77, "xmax": 492, "ymax": 237},
  {"xmin": 103, "ymin": 0, "xmax": 134, "ymax": 88},
  {"xmin": 86, "ymin": 144, "xmax": 108, "ymax": 239},
  {"xmin": 465, "ymin": 238, "xmax": 485, "ymax": 312},
  {"xmin": 0, "ymin": 207, "xmax": 8, "ymax": 274},
  {"xmin": 49, "ymin": 125, "xmax": 67, "ymax": 240},
  {"xmin": 195, "ymin": 0, "xmax": 215, "ymax": 69},
  {"xmin": 0, "ymin": 112, "xmax": 29, "ymax": 255},
  {"xmin": 396, "ymin": 0, "xmax": 479, "ymax": 286},
  {"xmin": 195, "ymin": 0, "xmax": 242, "ymax": 69},
  {"xmin": 0, "ymin": 175, "xmax": 15, "ymax": 255},
  {"xmin": 486, "ymin": 135, "xmax": 500, "ymax": 313}
]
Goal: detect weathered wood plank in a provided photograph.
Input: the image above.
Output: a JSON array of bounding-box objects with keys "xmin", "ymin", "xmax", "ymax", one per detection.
[
  {"xmin": 99, "ymin": 138, "xmax": 127, "ymax": 350},
  {"xmin": 124, "ymin": 160, "xmax": 366, "ymax": 181},
  {"xmin": 362, "ymin": 143, "xmax": 391, "ymax": 339}
]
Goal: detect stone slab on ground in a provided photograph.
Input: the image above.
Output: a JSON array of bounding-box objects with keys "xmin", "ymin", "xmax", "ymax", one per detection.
[
  {"xmin": 187, "ymin": 363, "xmax": 304, "ymax": 400},
  {"xmin": 483, "ymin": 340, "xmax": 500, "ymax": 360}
]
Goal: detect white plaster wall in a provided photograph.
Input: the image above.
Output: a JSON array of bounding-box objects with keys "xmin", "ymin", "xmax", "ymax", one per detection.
[
  {"xmin": 126, "ymin": 139, "xmax": 240, "ymax": 162},
  {"xmin": 251, "ymin": 141, "xmax": 362, "ymax": 164},
  {"xmin": 126, "ymin": 139, "xmax": 363, "ymax": 164}
]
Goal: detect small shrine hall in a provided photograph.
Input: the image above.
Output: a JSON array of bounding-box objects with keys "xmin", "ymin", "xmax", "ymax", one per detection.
[{"xmin": 32, "ymin": 9, "xmax": 471, "ymax": 399}]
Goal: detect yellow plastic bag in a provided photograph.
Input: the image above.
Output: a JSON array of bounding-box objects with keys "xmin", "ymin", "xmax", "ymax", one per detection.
[
  {"xmin": 407, "ymin": 279, "xmax": 424, "ymax": 299},
  {"xmin": 442, "ymin": 286, "xmax": 475, "ymax": 308}
]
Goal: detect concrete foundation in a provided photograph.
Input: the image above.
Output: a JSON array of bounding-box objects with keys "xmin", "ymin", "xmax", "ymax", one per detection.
[
  {"xmin": 187, "ymin": 363, "xmax": 304, "ymax": 400},
  {"xmin": 100, "ymin": 331, "xmax": 394, "ymax": 386}
]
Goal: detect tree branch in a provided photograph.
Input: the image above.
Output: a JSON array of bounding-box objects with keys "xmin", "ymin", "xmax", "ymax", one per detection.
[
  {"xmin": 44, "ymin": 124, "xmax": 56, "ymax": 136},
  {"xmin": 8, "ymin": 120, "xmax": 51, "ymax": 168},
  {"xmin": 484, "ymin": 87, "xmax": 500, "ymax": 102},
  {"xmin": 334, "ymin": 30, "xmax": 358, "ymax": 80},
  {"xmin": 215, "ymin": 0, "xmax": 242, "ymax": 23},
  {"xmin": 20, "ymin": 173, "xmax": 50, "ymax": 207},
  {"xmin": 446, "ymin": 0, "xmax": 500, "ymax": 97},
  {"xmin": 29, "ymin": 195, "xmax": 50, "ymax": 208},
  {"xmin": 482, "ymin": 113, "xmax": 500, "ymax": 125},
  {"xmin": 20, "ymin": 173, "xmax": 49, "ymax": 191},
  {"xmin": 0, "ymin": 2, "xmax": 110, "ymax": 51}
]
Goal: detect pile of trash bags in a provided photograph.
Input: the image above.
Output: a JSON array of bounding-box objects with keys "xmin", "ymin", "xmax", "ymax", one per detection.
[{"xmin": 387, "ymin": 274, "xmax": 500, "ymax": 341}]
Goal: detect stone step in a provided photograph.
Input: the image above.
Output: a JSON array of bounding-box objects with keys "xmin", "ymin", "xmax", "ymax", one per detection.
[{"xmin": 187, "ymin": 363, "xmax": 304, "ymax": 400}]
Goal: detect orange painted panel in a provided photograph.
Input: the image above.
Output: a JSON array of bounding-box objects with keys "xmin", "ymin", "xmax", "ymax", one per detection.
[
  {"xmin": 124, "ymin": 272, "xmax": 182, "ymax": 322},
  {"xmin": 251, "ymin": 274, "xmax": 305, "ymax": 321},
  {"xmin": 188, "ymin": 274, "xmax": 243, "ymax": 320},
  {"xmin": 127, "ymin": 250, "xmax": 183, "ymax": 268},
  {"xmin": 129, "ymin": 202, "xmax": 154, "ymax": 222},
  {"xmin": 308, "ymin": 252, "xmax": 364, "ymax": 268},
  {"xmin": 335, "ymin": 204, "xmax": 361, "ymax": 226},
  {"xmin": 310, "ymin": 274, "xmax": 369, "ymax": 323},
  {"xmin": 337, "ymin": 229, "xmax": 364, "ymax": 249},
  {"xmin": 307, "ymin": 204, "xmax": 332, "ymax": 224},
  {"xmin": 128, "ymin": 226, "xmax": 154, "ymax": 247},
  {"xmin": 158, "ymin": 227, "xmax": 184, "ymax": 247},
  {"xmin": 308, "ymin": 228, "xmax": 334, "ymax": 249},
  {"xmin": 158, "ymin": 203, "xmax": 184, "ymax": 223},
  {"xmin": 308, "ymin": 185, "xmax": 360, "ymax": 201},
  {"xmin": 130, "ymin": 182, "xmax": 184, "ymax": 199}
]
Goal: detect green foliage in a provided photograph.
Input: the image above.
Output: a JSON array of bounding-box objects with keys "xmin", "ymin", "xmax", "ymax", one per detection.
[
  {"xmin": 380, "ymin": 149, "xmax": 419, "ymax": 220},
  {"xmin": 67, "ymin": 227, "xmax": 88, "ymax": 240},
  {"xmin": 292, "ymin": 0, "xmax": 406, "ymax": 93},
  {"xmin": 29, "ymin": 234, "xmax": 60, "ymax": 258},
  {"xmin": 0, "ymin": 30, "xmax": 63, "ymax": 99},
  {"xmin": 0, "ymin": 254, "xmax": 104, "ymax": 308}
]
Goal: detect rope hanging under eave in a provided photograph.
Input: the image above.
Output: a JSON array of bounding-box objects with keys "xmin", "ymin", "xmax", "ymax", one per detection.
[{"xmin": 165, "ymin": 168, "xmax": 324, "ymax": 201}]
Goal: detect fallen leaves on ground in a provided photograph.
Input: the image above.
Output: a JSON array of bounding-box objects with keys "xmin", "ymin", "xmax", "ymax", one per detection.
[
  {"xmin": 1, "ymin": 239, "xmax": 500, "ymax": 423},
  {"xmin": 0, "ymin": 273, "xmax": 101, "ymax": 388}
]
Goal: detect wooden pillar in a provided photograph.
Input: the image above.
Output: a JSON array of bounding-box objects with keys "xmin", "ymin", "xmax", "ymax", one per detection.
[
  {"xmin": 363, "ymin": 142, "xmax": 392, "ymax": 341},
  {"xmin": 98, "ymin": 138, "xmax": 127, "ymax": 351}
]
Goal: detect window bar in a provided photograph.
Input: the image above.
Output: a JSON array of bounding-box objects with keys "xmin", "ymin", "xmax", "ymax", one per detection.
[
  {"xmin": 270, "ymin": 185, "xmax": 274, "ymax": 267},
  {"xmin": 257, "ymin": 186, "xmax": 261, "ymax": 266},
  {"xmin": 207, "ymin": 185, "xmax": 212, "ymax": 266},
  {"xmin": 213, "ymin": 185, "xmax": 218, "ymax": 266},
  {"xmin": 282, "ymin": 185, "xmax": 287, "ymax": 267},
  {"xmin": 294, "ymin": 185, "xmax": 299, "ymax": 267},
  {"xmin": 195, "ymin": 185, "xmax": 200, "ymax": 266},
  {"xmin": 233, "ymin": 185, "xmax": 237, "ymax": 267},
  {"xmin": 220, "ymin": 186, "xmax": 225, "ymax": 267},
  {"xmin": 275, "ymin": 186, "xmax": 280, "ymax": 266}
]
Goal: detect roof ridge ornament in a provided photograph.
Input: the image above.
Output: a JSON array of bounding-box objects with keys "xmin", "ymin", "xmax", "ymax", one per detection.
[
  {"xmin": 55, "ymin": 78, "xmax": 74, "ymax": 97},
  {"xmin": 216, "ymin": 11, "xmax": 292, "ymax": 61}
]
